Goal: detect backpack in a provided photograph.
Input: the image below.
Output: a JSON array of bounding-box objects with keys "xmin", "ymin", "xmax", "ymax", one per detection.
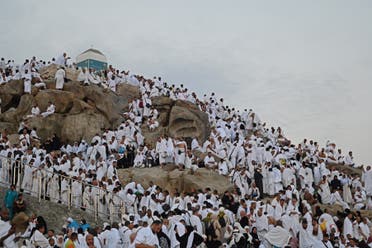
[
  {"xmin": 162, "ymin": 204, "xmax": 171, "ymax": 212},
  {"xmin": 118, "ymin": 146, "xmax": 125, "ymax": 154},
  {"xmin": 218, "ymin": 216, "xmax": 226, "ymax": 228}
]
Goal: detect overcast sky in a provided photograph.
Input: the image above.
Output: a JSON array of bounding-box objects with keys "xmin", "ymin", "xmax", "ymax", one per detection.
[{"xmin": 1, "ymin": 0, "xmax": 372, "ymax": 164}]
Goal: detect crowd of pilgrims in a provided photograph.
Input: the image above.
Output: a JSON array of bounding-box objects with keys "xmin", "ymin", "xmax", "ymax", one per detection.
[{"xmin": 0, "ymin": 53, "xmax": 372, "ymax": 248}]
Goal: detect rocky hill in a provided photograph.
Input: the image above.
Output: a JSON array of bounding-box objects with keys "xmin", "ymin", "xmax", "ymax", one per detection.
[{"xmin": 0, "ymin": 65, "xmax": 210, "ymax": 146}]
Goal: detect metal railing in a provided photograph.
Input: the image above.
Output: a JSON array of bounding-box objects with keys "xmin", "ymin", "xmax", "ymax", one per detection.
[{"xmin": 0, "ymin": 154, "xmax": 126, "ymax": 224}]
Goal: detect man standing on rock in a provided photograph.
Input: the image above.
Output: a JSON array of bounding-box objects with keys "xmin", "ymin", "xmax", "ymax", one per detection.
[
  {"xmin": 22, "ymin": 69, "xmax": 32, "ymax": 94},
  {"xmin": 55, "ymin": 66, "xmax": 65, "ymax": 90},
  {"xmin": 55, "ymin": 52, "xmax": 69, "ymax": 66},
  {"xmin": 363, "ymin": 165, "xmax": 372, "ymax": 197}
]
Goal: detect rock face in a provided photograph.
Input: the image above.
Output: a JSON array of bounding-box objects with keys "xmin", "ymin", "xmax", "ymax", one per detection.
[
  {"xmin": 142, "ymin": 96, "xmax": 210, "ymax": 147},
  {"xmin": 119, "ymin": 167, "xmax": 233, "ymax": 193},
  {"xmin": 0, "ymin": 70, "xmax": 140, "ymax": 143},
  {"xmin": 39, "ymin": 63, "xmax": 79, "ymax": 82},
  {"xmin": 0, "ymin": 65, "xmax": 210, "ymax": 145}
]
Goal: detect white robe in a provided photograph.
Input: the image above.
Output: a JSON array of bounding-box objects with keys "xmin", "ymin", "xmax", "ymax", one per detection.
[
  {"xmin": 255, "ymin": 214, "xmax": 269, "ymax": 240},
  {"xmin": 299, "ymin": 226, "xmax": 326, "ymax": 248},
  {"xmin": 49, "ymin": 174, "xmax": 60, "ymax": 203},
  {"xmin": 364, "ymin": 169, "xmax": 372, "ymax": 196},
  {"xmin": 264, "ymin": 226, "xmax": 291, "ymax": 247},
  {"xmin": 55, "ymin": 68, "xmax": 65, "ymax": 89},
  {"xmin": 23, "ymin": 74, "xmax": 32, "ymax": 93},
  {"xmin": 343, "ymin": 217, "xmax": 353, "ymax": 238},
  {"xmin": 72, "ymin": 180, "xmax": 82, "ymax": 208},
  {"xmin": 319, "ymin": 182, "xmax": 331, "ymax": 204},
  {"xmin": 21, "ymin": 164, "xmax": 33, "ymax": 193},
  {"xmin": 0, "ymin": 220, "xmax": 17, "ymax": 248}
]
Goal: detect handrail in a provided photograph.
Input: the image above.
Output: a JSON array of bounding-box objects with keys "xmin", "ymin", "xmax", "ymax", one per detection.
[{"xmin": 0, "ymin": 154, "xmax": 125, "ymax": 224}]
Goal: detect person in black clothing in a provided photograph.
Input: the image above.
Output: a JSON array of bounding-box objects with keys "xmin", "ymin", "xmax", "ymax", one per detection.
[
  {"xmin": 51, "ymin": 133, "xmax": 61, "ymax": 151},
  {"xmin": 330, "ymin": 175, "xmax": 342, "ymax": 191},
  {"xmin": 254, "ymin": 167, "xmax": 263, "ymax": 197},
  {"xmin": 157, "ymin": 228, "xmax": 171, "ymax": 248},
  {"xmin": 221, "ymin": 191, "xmax": 234, "ymax": 210},
  {"xmin": 44, "ymin": 133, "xmax": 61, "ymax": 153},
  {"xmin": 250, "ymin": 227, "xmax": 260, "ymax": 248},
  {"xmin": 239, "ymin": 215, "xmax": 249, "ymax": 230},
  {"xmin": 175, "ymin": 221, "xmax": 188, "ymax": 248}
]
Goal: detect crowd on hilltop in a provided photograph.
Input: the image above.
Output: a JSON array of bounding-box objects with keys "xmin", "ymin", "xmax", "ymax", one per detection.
[{"xmin": 0, "ymin": 53, "xmax": 372, "ymax": 247}]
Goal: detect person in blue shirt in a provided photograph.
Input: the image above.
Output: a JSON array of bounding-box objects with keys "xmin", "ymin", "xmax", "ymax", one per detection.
[
  {"xmin": 67, "ymin": 217, "xmax": 80, "ymax": 231},
  {"xmin": 80, "ymin": 218, "xmax": 90, "ymax": 232},
  {"xmin": 4, "ymin": 184, "xmax": 18, "ymax": 219}
]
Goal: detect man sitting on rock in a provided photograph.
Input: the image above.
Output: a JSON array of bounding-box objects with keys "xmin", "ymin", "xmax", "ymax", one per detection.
[
  {"xmin": 41, "ymin": 101, "xmax": 55, "ymax": 117},
  {"xmin": 13, "ymin": 193, "xmax": 26, "ymax": 216},
  {"xmin": 25, "ymin": 103, "xmax": 41, "ymax": 118},
  {"xmin": 77, "ymin": 67, "xmax": 89, "ymax": 85},
  {"xmin": 204, "ymin": 152, "xmax": 217, "ymax": 170}
]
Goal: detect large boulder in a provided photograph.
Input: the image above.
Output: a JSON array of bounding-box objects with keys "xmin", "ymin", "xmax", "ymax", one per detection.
[
  {"xmin": 27, "ymin": 111, "xmax": 110, "ymax": 143},
  {"xmin": 0, "ymin": 80, "xmax": 24, "ymax": 113},
  {"xmin": 119, "ymin": 167, "xmax": 233, "ymax": 193},
  {"xmin": 27, "ymin": 114, "xmax": 65, "ymax": 141},
  {"xmin": 169, "ymin": 100, "xmax": 210, "ymax": 142},
  {"xmin": 143, "ymin": 96, "xmax": 210, "ymax": 147},
  {"xmin": 0, "ymin": 94, "xmax": 34, "ymax": 123},
  {"xmin": 60, "ymin": 111, "xmax": 110, "ymax": 143},
  {"xmin": 39, "ymin": 64, "xmax": 79, "ymax": 82},
  {"xmin": 0, "ymin": 122, "xmax": 17, "ymax": 134},
  {"xmin": 35, "ymin": 90, "xmax": 75, "ymax": 114}
]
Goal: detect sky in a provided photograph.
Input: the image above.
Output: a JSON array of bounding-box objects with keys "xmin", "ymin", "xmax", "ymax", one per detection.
[{"xmin": 1, "ymin": 0, "xmax": 372, "ymax": 165}]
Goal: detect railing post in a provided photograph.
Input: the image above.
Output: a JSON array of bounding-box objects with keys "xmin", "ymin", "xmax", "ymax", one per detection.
[
  {"xmin": 12, "ymin": 163, "xmax": 16, "ymax": 186},
  {"xmin": 43, "ymin": 175, "xmax": 47, "ymax": 200},
  {"xmin": 17, "ymin": 163, "xmax": 22, "ymax": 191},
  {"xmin": 68, "ymin": 179, "xmax": 71, "ymax": 210},
  {"xmin": 109, "ymin": 202, "xmax": 114, "ymax": 224},
  {"xmin": 38, "ymin": 176, "xmax": 42, "ymax": 203},
  {"xmin": 120, "ymin": 201, "xmax": 125, "ymax": 223},
  {"xmin": 95, "ymin": 193, "xmax": 98, "ymax": 222}
]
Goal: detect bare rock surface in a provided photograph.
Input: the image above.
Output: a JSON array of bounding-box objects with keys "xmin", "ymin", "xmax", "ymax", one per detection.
[
  {"xmin": 118, "ymin": 167, "xmax": 233, "ymax": 193},
  {"xmin": 0, "ymin": 65, "xmax": 210, "ymax": 146},
  {"xmin": 142, "ymin": 96, "xmax": 210, "ymax": 147}
]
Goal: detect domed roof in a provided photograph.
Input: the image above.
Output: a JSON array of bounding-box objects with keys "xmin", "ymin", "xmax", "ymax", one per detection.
[
  {"xmin": 76, "ymin": 48, "xmax": 107, "ymax": 63},
  {"xmin": 81, "ymin": 48, "xmax": 104, "ymax": 56}
]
